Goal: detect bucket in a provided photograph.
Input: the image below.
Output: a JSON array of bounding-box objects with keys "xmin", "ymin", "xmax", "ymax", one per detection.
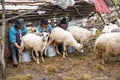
[
  {"xmin": 68, "ymin": 46, "xmax": 75, "ymax": 53},
  {"xmin": 21, "ymin": 51, "xmax": 31, "ymax": 62},
  {"xmin": 46, "ymin": 45, "xmax": 56, "ymax": 57}
]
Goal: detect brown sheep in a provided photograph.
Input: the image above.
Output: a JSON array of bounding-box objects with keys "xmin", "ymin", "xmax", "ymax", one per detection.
[{"xmin": 94, "ymin": 33, "xmax": 120, "ymax": 64}]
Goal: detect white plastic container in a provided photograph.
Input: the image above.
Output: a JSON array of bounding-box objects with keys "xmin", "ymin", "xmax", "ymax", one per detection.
[
  {"xmin": 68, "ymin": 46, "xmax": 75, "ymax": 53},
  {"xmin": 46, "ymin": 45, "xmax": 56, "ymax": 57},
  {"xmin": 21, "ymin": 51, "xmax": 31, "ymax": 62}
]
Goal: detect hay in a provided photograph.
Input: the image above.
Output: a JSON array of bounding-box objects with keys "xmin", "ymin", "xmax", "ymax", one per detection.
[{"xmin": 7, "ymin": 74, "xmax": 35, "ymax": 80}]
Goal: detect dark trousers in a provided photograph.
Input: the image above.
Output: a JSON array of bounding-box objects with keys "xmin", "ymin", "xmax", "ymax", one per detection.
[
  {"xmin": 10, "ymin": 44, "xmax": 19, "ymax": 65},
  {"xmin": 58, "ymin": 43, "xmax": 63, "ymax": 53}
]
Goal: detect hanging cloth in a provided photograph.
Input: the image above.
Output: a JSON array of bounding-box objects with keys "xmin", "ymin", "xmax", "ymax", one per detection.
[
  {"xmin": 103, "ymin": 0, "xmax": 110, "ymax": 7},
  {"xmin": 92, "ymin": 0, "xmax": 111, "ymax": 14},
  {"xmin": 98, "ymin": 0, "xmax": 111, "ymax": 14}
]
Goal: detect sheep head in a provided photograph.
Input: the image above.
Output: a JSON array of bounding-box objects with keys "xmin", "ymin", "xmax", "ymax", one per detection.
[
  {"xmin": 74, "ymin": 43, "xmax": 83, "ymax": 52},
  {"xmin": 39, "ymin": 32, "xmax": 50, "ymax": 42},
  {"xmin": 27, "ymin": 27, "xmax": 39, "ymax": 34}
]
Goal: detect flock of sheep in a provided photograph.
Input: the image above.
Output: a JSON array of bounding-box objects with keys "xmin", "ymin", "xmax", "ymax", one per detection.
[
  {"xmin": 18, "ymin": 6, "xmax": 120, "ymax": 64},
  {"xmin": 19, "ymin": 14, "xmax": 120, "ymax": 64}
]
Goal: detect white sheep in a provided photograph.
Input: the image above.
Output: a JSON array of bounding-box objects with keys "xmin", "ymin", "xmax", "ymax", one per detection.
[
  {"xmin": 67, "ymin": 26, "xmax": 98, "ymax": 52},
  {"xmin": 47, "ymin": 27, "xmax": 83, "ymax": 58},
  {"xmin": 19, "ymin": 32, "xmax": 49, "ymax": 64},
  {"xmin": 94, "ymin": 33, "xmax": 120, "ymax": 64},
  {"xmin": 27, "ymin": 27, "xmax": 39, "ymax": 34},
  {"xmin": 102, "ymin": 23, "xmax": 119, "ymax": 33},
  {"xmin": 111, "ymin": 27, "xmax": 120, "ymax": 32}
]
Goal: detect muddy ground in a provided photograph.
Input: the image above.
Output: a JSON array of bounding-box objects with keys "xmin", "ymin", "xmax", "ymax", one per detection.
[{"xmin": 1, "ymin": 43, "xmax": 120, "ymax": 80}]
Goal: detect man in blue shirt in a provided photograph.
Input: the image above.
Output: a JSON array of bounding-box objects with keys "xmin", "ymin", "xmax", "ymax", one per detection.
[
  {"xmin": 9, "ymin": 18, "xmax": 28, "ymax": 67},
  {"xmin": 37, "ymin": 18, "xmax": 52, "ymax": 33}
]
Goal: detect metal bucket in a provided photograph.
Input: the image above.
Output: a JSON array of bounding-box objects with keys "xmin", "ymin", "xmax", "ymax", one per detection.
[
  {"xmin": 46, "ymin": 45, "xmax": 56, "ymax": 57},
  {"xmin": 21, "ymin": 51, "xmax": 31, "ymax": 62}
]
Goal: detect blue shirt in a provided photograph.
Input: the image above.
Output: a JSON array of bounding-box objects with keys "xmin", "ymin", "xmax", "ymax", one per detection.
[
  {"xmin": 9, "ymin": 25, "xmax": 28, "ymax": 44},
  {"xmin": 37, "ymin": 24, "xmax": 52, "ymax": 33}
]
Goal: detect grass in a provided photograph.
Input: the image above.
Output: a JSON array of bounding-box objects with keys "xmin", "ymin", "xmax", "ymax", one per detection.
[
  {"xmin": 94, "ymin": 63, "xmax": 107, "ymax": 71},
  {"xmin": 79, "ymin": 73, "xmax": 92, "ymax": 80},
  {"xmin": 113, "ymin": 73, "xmax": 120, "ymax": 80},
  {"xmin": 93, "ymin": 31, "xmax": 102, "ymax": 39},
  {"xmin": 64, "ymin": 76, "xmax": 75, "ymax": 80},
  {"xmin": 68, "ymin": 69, "xmax": 79, "ymax": 76},
  {"xmin": 44, "ymin": 64, "xmax": 57, "ymax": 74},
  {"xmin": 7, "ymin": 74, "xmax": 35, "ymax": 80}
]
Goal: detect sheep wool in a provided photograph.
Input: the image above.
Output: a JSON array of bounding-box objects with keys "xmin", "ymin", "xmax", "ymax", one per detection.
[
  {"xmin": 19, "ymin": 33, "xmax": 49, "ymax": 64},
  {"xmin": 94, "ymin": 33, "xmax": 120, "ymax": 63},
  {"xmin": 48, "ymin": 27, "xmax": 83, "ymax": 58}
]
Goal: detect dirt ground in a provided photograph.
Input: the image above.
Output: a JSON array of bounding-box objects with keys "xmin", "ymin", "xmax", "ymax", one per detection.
[{"xmin": 1, "ymin": 42, "xmax": 120, "ymax": 80}]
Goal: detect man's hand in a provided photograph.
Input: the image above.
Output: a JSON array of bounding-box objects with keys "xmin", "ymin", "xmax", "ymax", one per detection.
[{"xmin": 15, "ymin": 43, "xmax": 21, "ymax": 49}]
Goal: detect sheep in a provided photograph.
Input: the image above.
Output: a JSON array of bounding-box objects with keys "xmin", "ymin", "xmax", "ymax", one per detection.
[
  {"xmin": 19, "ymin": 32, "xmax": 49, "ymax": 64},
  {"xmin": 94, "ymin": 33, "xmax": 120, "ymax": 64},
  {"xmin": 111, "ymin": 27, "xmax": 120, "ymax": 32},
  {"xmin": 102, "ymin": 23, "xmax": 119, "ymax": 33},
  {"xmin": 67, "ymin": 26, "xmax": 98, "ymax": 52},
  {"xmin": 47, "ymin": 27, "xmax": 83, "ymax": 58},
  {"xmin": 27, "ymin": 27, "xmax": 39, "ymax": 34}
]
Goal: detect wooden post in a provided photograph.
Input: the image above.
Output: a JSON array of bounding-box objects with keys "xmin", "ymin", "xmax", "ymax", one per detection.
[
  {"xmin": 1, "ymin": 0, "xmax": 6, "ymax": 79},
  {"xmin": 97, "ymin": 12, "xmax": 106, "ymax": 25}
]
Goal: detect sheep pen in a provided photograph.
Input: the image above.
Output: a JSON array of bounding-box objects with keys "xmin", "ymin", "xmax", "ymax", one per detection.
[
  {"xmin": 2, "ymin": 31, "xmax": 120, "ymax": 80},
  {"xmin": 1, "ymin": 3, "xmax": 120, "ymax": 80},
  {"xmin": 2, "ymin": 18, "xmax": 120, "ymax": 80}
]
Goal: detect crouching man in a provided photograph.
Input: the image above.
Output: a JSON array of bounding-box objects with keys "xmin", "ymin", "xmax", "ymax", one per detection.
[{"xmin": 9, "ymin": 18, "xmax": 28, "ymax": 67}]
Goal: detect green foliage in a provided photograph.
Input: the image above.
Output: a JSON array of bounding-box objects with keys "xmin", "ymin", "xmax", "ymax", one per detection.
[{"xmin": 114, "ymin": 0, "xmax": 120, "ymax": 4}]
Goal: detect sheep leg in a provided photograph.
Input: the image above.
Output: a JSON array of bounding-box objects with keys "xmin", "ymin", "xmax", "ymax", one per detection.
[
  {"xmin": 18, "ymin": 51, "xmax": 22, "ymax": 63},
  {"xmin": 63, "ymin": 43, "xmax": 67, "ymax": 58},
  {"xmin": 31, "ymin": 50, "xmax": 37, "ymax": 62},
  {"xmin": 35, "ymin": 50, "xmax": 40, "ymax": 64},
  {"xmin": 103, "ymin": 54, "xmax": 109, "ymax": 64},
  {"xmin": 47, "ymin": 37, "xmax": 54, "ymax": 48},
  {"xmin": 65, "ymin": 46, "xmax": 68, "ymax": 56},
  {"xmin": 65, "ymin": 50, "xmax": 68, "ymax": 57},
  {"xmin": 44, "ymin": 48, "xmax": 47, "ymax": 56},
  {"xmin": 18, "ymin": 47, "xmax": 24, "ymax": 63},
  {"xmin": 19, "ymin": 42, "xmax": 24, "ymax": 62},
  {"xmin": 80, "ymin": 41, "xmax": 84, "ymax": 53},
  {"xmin": 55, "ymin": 43, "xmax": 60, "ymax": 55},
  {"xmin": 41, "ymin": 51, "xmax": 45, "ymax": 62}
]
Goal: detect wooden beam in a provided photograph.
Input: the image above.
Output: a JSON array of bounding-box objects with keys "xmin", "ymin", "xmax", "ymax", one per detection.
[
  {"xmin": 73, "ymin": 5, "xmax": 84, "ymax": 18},
  {"xmin": 0, "ymin": 1, "xmax": 50, "ymax": 5},
  {"xmin": 97, "ymin": 12, "xmax": 106, "ymax": 25},
  {"xmin": 0, "ymin": 3, "xmax": 49, "ymax": 23}
]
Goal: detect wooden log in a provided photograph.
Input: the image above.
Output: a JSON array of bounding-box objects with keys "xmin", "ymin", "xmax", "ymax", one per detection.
[
  {"xmin": 97, "ymin": 12, "xmax": 106, "ymax": 25},
  {"xmin": 0, "ymin": 3, "xmax": 49, "ymax": 23},
  {"xmin": 1, "ymin": 0, "xmax": 6, "ymax": 80}
]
